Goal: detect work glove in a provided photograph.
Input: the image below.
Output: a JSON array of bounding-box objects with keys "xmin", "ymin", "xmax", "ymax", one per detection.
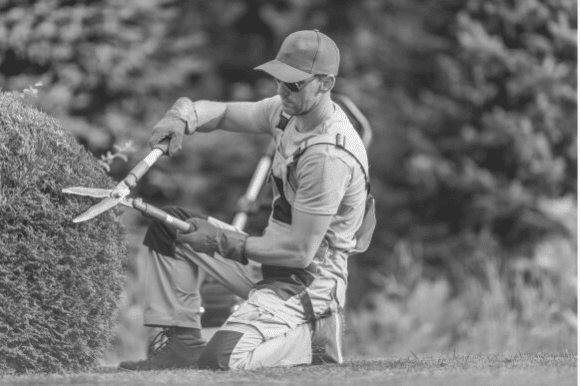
[
  {"xmin": 175, "ymin": 218, "xmax": 249, "ymax": 265},
  {"xmin": 148, "ymin": 111, "xmax": 187, "ymax": 156}
]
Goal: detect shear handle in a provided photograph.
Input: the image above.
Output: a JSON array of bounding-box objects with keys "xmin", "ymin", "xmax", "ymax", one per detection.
[
  {"xmin": 152, "ymin": 138, "xmax": 170, "ymax": 155},
  {"xmin": 132, "ymin": 198, "xmax": 194, "ymax": 232},
  {"xmin": 112, "ymin": 139, "xmax": 170, "ymax": 197}
]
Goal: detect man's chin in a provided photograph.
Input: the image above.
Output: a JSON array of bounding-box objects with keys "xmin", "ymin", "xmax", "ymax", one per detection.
[
  {"xmin": 281, "ymin": 106, "xmax": 295, "ymax": 115},
  {"xmin": 282, "ymin": 104, "xmax": 305, "ymax": 116}
]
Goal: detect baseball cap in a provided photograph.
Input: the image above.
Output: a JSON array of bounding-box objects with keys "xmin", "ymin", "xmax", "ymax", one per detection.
[{"xmin": 254, "ymin": 29, "xmax": 340, "ymax": 83}]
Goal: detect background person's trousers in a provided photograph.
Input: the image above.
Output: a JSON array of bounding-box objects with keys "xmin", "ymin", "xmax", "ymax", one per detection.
[{"xmin": 142, "ymin": 217, "xmax": 314, "ymax": 369}]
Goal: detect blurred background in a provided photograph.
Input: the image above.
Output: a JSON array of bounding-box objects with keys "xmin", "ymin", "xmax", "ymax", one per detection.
[{"xmin": 0, "ymin": 0, "xmax": 577, "ymax": 361}]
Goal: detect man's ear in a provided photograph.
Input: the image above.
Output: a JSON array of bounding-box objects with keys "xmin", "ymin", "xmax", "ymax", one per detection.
[{"xmin": 320, "ymin": 75, "xmax": 335, "ymax": 93}]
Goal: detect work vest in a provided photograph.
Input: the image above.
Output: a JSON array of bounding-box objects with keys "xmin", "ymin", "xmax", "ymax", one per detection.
[
  {"xmin": 271, "ymin": 111, "xmax": 375, "ymax": 252},
  {"xmin": 255, "ymin": 108, "xmax": 376, "ymax": 301}
]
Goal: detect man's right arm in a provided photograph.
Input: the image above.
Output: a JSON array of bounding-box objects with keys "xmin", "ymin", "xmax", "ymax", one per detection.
[
  {"xmin": 150, "ymin": 97, "xmax": 279, "ymax": 155},
  {"xmin": 169, "ymin": 97, "xmax": 278, "ymax": 134}
]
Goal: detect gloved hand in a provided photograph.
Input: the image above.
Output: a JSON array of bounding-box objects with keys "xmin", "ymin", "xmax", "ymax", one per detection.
[
  {"xmin": 148, "ymin": 111, "xmax": 186, "ymax": 156},
  {"xmin": 175, "ymin": 218, "xmax": 249, "ymax": 265}
]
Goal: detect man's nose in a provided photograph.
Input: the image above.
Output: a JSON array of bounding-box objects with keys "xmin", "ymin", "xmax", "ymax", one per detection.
[{"xmin": 276, "ymin": 80, "xmax": 289, "ymax": 96}]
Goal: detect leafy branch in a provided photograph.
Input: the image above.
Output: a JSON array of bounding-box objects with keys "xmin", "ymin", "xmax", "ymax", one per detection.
[{"xmin": 98, "ymin": 141, "xmax": 136, "ymax": 172}]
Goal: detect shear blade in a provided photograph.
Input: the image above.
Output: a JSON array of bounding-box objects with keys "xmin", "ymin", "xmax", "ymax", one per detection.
[
  {"xmin": 72, "ymin": 197, "xmax": 120, "ymax": 223},
  {"xmin": 62, "ymin": 186, "xmax": 112, "ymax": 198}
]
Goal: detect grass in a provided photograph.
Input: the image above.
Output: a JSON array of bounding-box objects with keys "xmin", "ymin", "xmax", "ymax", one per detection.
[{"xmin": 0, "ymin": 351, "xmax": 576, "ymax": 386}]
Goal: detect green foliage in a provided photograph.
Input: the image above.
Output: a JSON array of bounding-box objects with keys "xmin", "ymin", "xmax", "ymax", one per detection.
[
  {"xmin": 336, "ymin": 0, "xmax": 577, "ymax": 295},
  {"xmin": 0, "ymin": 92, "xmax": 127, "ymax": 374},
  {"xmin": 348, "ymin": 222, "xmax": 577, "ymax": 355},
  {"xmin": 0, "ymin": 0, "xmax": 196, "ymax": 152},
  {"xmin": 0, "ymin": 0, "xmax": 269, "ymax": 221},
  {"xmin": 97, "ymin": 141, "xmax": 135, "ymax": 173}
]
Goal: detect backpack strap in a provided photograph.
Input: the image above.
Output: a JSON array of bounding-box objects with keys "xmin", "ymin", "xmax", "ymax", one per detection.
[{"xmin": 292, "ymin": 133, "xmax": 371, "ymax": 192}]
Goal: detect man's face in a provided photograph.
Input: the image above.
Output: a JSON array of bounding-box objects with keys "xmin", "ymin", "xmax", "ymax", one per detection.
[{"xmin": 275, "ymin": 76, "xmax": 324, "ymax": 116}]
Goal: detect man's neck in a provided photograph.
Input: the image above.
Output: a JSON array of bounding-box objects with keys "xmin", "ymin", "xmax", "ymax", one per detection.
[{"xmin": 294, "ymin": 96, "xmax": 334, "ymax": 133}]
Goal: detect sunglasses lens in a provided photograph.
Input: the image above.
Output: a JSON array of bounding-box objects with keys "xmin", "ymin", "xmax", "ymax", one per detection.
[
  {"xmin": 284, "ymin": 82, "xmax": 299, "ymax": 92},
  {"xmin": 275, "ymin": 76, "xmax": 318, "ymax": 92}
]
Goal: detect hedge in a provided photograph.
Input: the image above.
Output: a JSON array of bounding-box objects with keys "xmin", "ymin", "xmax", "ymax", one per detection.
[{"xmin": 0, "ymin": 91, "xmax": 126, "ymax": 374}]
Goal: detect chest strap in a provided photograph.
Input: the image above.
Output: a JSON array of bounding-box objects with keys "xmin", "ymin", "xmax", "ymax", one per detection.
[{"xmin": 292, "ymin": 133, "xmax": 371, "ymax": 193}]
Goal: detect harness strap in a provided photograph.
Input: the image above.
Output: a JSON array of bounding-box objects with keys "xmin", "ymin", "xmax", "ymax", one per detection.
[
  {"xmin": 276, "ymin": 112, "xmax": 291, "ymax": 131},
  {"xmin": 274, "ymin": 112, "xmax": 371, "ymax": 192},
  {"xmin": 292, "ymin": 133, "xmax": 371, "ymax": 193},
  {"xmin": 298, "ymin": 290, "xmax": 316, "ymax": 328}
]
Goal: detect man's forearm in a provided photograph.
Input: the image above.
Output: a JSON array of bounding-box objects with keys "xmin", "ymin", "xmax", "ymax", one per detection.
[
  {"xmin": 169, "ymin": 98, "xmax": 227, "ymax": 134},
  {"xmin": 244, "ymin": 235, "xmax": 313, "ymax": 268},
  {"xmin": 169, "ymin": 98, "xmax": 269, "ymax": 135},
  {"xmin": 243, "ymin": 210, "xmax": 332, "ymax": 268}
]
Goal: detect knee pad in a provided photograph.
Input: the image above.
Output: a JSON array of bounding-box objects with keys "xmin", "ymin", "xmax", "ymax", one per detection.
[
  {"xmin": 197, "ymin": 330, "xmax": 244, "ymax": 370},
  {"xmin": 311, "ymin": 310, "xmax": 344, "ymax": 365}
]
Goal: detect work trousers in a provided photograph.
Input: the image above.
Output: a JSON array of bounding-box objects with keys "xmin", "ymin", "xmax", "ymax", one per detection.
[{"xmin": 142, "ymin": 215, "xmax": 317, "ymax": 370}]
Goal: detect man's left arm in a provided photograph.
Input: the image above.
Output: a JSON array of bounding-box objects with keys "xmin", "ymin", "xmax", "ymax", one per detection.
[
  {"xmin": 176, "ymin": 150, "xmax": 351, "ymax": 267},
  {"xmin": 175, "ymin": 207, "xmax": 332, "ymax": 267},
  {"xmin": 244, "ymin": 150, "xmax": 352, "ymax": 267},
  {"xmin": 244, "ymin": 209, "xmax": 333, "ymax": 268}
]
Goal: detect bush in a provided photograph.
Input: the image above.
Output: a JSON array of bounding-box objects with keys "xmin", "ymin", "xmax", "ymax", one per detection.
[
  {"xmin": 348, "ymin": 214, "xmax": 577, "ymax": 356},
  {"xmin": 0, "ymin": 91, "xmax": 127, "ymax": 374}
]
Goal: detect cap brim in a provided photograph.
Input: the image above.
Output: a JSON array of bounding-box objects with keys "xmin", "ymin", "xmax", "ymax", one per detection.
[{"xmin": 254, "ymin": 60, "xmax": 312, "ymax": 83}]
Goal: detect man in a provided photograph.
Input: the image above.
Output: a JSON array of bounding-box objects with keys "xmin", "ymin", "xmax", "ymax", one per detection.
[{"xmin": 119, "ymin": 29, "xmax": 375, "ymax": 371}]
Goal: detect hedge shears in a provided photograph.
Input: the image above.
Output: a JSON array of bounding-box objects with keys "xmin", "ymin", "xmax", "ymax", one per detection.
[{"xmin": 62, "ymin": 139, "xmax": 193, "ymax": 232}]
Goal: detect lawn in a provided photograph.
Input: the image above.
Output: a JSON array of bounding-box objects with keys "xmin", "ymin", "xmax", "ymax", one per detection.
[{"xmin": 1, "ymin": 351, "xmax": 575, "ymax": 386}]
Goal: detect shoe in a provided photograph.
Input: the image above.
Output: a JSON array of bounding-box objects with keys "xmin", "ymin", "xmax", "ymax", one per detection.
[
  {"xmin": 311, "ymin": 310, "xmax": 344, "ymax": 365},
  {"xmin": 119, "ymin": 328, "xmax": 205, "ymax": 371}
]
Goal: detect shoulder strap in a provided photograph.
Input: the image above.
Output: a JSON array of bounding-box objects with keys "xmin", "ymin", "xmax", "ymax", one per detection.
[
  {"xmin": 276, "ymin": 112, "xmax": 291, "ymax": 131},
  {"xmin": 292, "ymin": 133, "xmax": 371, "ymax": 192}
]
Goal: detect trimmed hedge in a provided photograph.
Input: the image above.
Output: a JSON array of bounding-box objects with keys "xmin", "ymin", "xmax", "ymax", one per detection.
[{"xmin": 0, "ymin": 92, "xmax": 127, "ymax": 374}]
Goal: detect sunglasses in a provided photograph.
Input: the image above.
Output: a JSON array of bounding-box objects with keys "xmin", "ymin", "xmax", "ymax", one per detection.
[{"xmin": 276, "ymin": 75, "xmax": 321, "ymax": 92}]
